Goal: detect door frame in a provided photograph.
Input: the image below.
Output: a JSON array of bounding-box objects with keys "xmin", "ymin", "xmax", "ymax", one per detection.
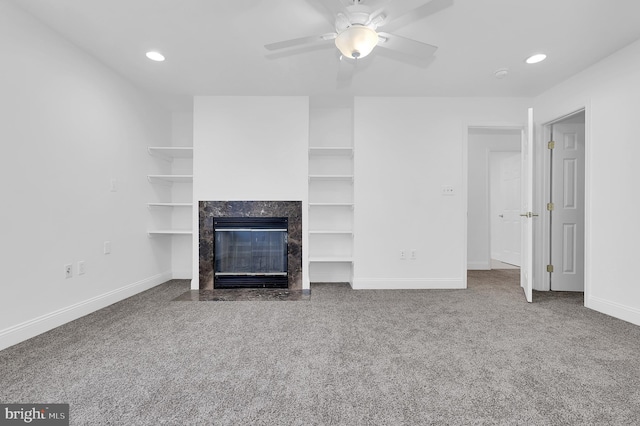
[
  {"xmin": 463, "ymin": 122, "xmax": 525, "ymax": 287},
  {"xmin": 539, "ymin": 108, "xmax": 591, "ymax": 303}
]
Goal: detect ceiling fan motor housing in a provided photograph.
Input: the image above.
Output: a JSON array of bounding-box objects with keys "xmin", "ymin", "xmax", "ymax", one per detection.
[{"xmin": 335, "ymin": 4, "xmax": 378, "ymax": 33}]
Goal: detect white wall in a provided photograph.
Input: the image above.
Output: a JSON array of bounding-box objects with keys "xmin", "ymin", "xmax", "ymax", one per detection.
[
  {"xmin": 533, "ymin": 38, "xmax": 640, "ymax": 326},
  {"xmin": 467, "ymin": 130, "xmax": 521, "ymax": 269},
  {"xmin": 353, "ymin": 97, "xmax": 530, "ymax": 289},
  {"xmin": 0, "ymin": 2, "xmax": 172, "ymax": 350},
  {"xmin": 192, "ymin": 96, "xmax": 309, "ymax": 289}
]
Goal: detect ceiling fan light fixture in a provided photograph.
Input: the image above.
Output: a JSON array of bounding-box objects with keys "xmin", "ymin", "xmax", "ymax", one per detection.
[{"xmin": 335, "ymin": 25, "xmax": 378, "ymax": 59}]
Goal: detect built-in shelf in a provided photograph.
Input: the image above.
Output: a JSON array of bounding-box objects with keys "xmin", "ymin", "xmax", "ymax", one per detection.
[
  {"xmin": 309, "ymin": 257, "xmax": 354, "ymax": 263},
  {"xmin": 308, "ymin": 175, "xmax": 354, "ymax": 181},
  {"xmin": 147, "ymin": 175, "xmax": 193, "ymax": 183},
  {"xmin": 147, "ymin": 203, "xmax": 193, "ymax": 207},
  {"xmin": 147, "ymin": 145, "xmax": 193, "ymax": 238},
  {"xmin": 309, "ymin": 230, "xmax": 353, "ymax": 235},
  {"xmin": 309, "ymin": 203, "xmax": 354, "ymax": 208},
  {"xmin": 308, "ymin": 108, "xmax": 354, "ymax": 283},
  {"xmin": 147, "ymin": 147, "xmax": 193, "ymax": 160},
  {"xmin": 148, "ymin": 230, "xmax": 193, "ymax": 236},
  {"xmin": 309, "ymin": 147, "xmax": 353, "ymax": 156}
]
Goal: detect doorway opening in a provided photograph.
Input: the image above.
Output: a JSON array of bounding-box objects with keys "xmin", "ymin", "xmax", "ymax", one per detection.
[
  {"xmin": 467, "ymin": 127, "xmax": 522, "ymax": 272},
  {"xmin": 489, "ymin": 150, "xmax": 521, "ymax": 270},
  {"xmin": 543, "ymin": 110, "xmax": 586, "ymax": 293}
]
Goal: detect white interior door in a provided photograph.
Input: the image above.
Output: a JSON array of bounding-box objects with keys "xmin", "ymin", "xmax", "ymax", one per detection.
[
  {"xmin": 550, "ymin": 120, "xmax": 585, "ymax": 291},
  {"xmin": 520, "ymin": 108, "xmax": 535, "ymax": 302},
  {"xmin": 491, "ymin": 152, "xmax": 521, "ymax": 266}
]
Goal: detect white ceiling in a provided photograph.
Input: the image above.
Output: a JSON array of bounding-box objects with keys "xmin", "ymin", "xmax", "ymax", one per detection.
[{"xmin": 12, "ymin": 0, "xmax": 640, "ymax": 111}]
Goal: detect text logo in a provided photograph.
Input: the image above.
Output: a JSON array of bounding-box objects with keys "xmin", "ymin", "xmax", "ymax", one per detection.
[{"xmin": 0, "ymin": 404, "xmax": 68, "ymax": 426}]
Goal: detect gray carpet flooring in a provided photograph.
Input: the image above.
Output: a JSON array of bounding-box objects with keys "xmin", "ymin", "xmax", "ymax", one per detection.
[{"xmin": 1, "ymin": 270, "xmax": 639, "ymax": 425}]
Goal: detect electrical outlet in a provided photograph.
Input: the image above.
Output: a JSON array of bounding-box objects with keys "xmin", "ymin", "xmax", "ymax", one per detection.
[
  {"xmin": 104, "ymin": 241, "xmax": 111, "ymax": 254},
  {"xmin": 78, "ymin": 261, "xmax": 86, "ymax": 275},
  {"xmin": 400, "ymin": 250, "xmax": 406, "ymax": 260},
  {"xmin": 441, "ymin": 185, "xmax": 455, "ymax": 196},
  {"xmin": 64, "ymin": 264, "xmax": 73, "ymax": 279},
  {"xmin": 411, "ymin": 249, "xmax": 417, "ymax": 260}
]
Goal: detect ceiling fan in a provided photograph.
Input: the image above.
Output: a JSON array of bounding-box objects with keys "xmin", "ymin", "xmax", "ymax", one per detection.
[{"xmin": 264, "ymin": 0, "xmax": 441, "ymax": 82}]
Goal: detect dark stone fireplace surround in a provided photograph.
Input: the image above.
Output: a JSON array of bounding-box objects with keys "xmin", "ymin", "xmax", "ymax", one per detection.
[{"xmin": 199, "ymin": 201, "xmax": 302, "ymax": 291}]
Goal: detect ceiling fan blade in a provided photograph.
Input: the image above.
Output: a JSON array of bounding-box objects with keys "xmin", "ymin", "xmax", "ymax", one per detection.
[
  {"xmin": 265, "ymin": 43, "xmax": 337, "ymax": 60},
  {"xmin": 376, "ymin": 32, "xmax": 437, "ymax": 59},
  {"xmin": 335, "ymin": 53, "xmax": 375, "ymax": 88},
  {"xmin": 370, "ymin": 0, "xmax": 433, "ymax": 25},
  {"xmin": 264, "ymin": 33, "xmax": 337, "ymax": 51},
  {"xmin": 336, "ymin": 56, "xmax": 357, "ymax": 89},
  {"xmin": 375, "ymin": 45, "xmax": 436, "ymax": 68},
  {"xmin": 372, "ymin": 0, "xmax": 452, "ymax": 31}
]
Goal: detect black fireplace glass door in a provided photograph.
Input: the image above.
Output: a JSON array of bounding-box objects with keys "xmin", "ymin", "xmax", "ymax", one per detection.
[
  {"xmin": 213, "ymin": 217, "xmax": 288, "ymax": 288},
  {"xmin": 215, "ymin": 229, "xmax": 287, "ymax": 275}
]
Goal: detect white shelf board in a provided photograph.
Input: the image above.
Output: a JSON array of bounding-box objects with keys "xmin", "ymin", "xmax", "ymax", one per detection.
[
  {"xmin": 309, "ymin": 257, "xmax": 354, "ymax": 263},
  {"xmin": 309, "ymin": 202, "xmax": 354, "ymax": 206},
  {"xmin": 309, "ymin": 230, "xmax": 353, "ymax": 235},
  {"xmin": 309, "ymin": 203, "xmax": 354, "ymax": 207},
  {"xmin": 148, "ymin": 229, "xmax": 193, "ymax": 236},
  {"xmin": 309, "ymin": 147, "xmax": 353, "ymax": 156},
  {"xmin": 148, "ymin": 146, "xmax": 193, "ymax": 160},
  {"xmin": 308, "ymin": 175, "xmax": 354, "ymax": 181},
  {"xmin": 147, "ymin": 175, "xmax": 193, "ymax": 183},
  {"xmin": 147, "ymin": 203, "xmax": 193, "ymax": 207}
]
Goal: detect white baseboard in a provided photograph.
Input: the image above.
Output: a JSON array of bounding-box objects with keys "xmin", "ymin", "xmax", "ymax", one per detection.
[
  {"xmin": 467, "ymin": 261, "xmax": 491, "ymax": 270},
  {"xmin": 171, "ymin": 270, "xmax": 193, "ymax": 280},
  {"xmin": 351, "ymin": 278, "xmax": 465, "ymax": 290},
  {"xmin": 587, "ymin": 295, "xmax": 640, "ymax": 327},
  {"xmin": 0, "ymin": 271, "xmax": 172, "ymax": 352}
]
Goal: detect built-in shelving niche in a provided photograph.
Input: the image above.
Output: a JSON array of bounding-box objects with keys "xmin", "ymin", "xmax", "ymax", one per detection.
[
  {"xmin": 147, "ymin": 146, "xmax": 193, "ymax": 236},
  {"xmin": 308, "ymin": 105, "xmax": 354, "ymax": 283}
]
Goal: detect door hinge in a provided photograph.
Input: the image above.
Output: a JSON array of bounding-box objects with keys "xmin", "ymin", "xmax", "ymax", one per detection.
[
  {"xmin": 547, "ymin": 202, "xmax": 554, "ymax": 211},
  {"xmin": 547, "ymin": 264, "xmax": 554, "ymax": 273},
  {"xmin": 548, "ymin": 140, "xmax": 555, "ymax": 149}
]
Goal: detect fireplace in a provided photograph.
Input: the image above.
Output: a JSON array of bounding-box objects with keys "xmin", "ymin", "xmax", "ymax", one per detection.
[
  {"xmin": 199, "ymin": 201, "xmax": 302, "ymax": 291},
  {"xmin": 214, "ymin": 217, "xmax": 288, "ymax": 288}
]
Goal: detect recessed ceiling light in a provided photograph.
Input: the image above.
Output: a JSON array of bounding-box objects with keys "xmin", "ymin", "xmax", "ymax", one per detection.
[
  {"xmin": 494, "ymin": 68, "xmax": 509, "ymax": 79},
  {"xmin": 526, "ymin": 53, "xmax": 547, "ymax": 64},
  {"xmin": 146, "ymin": 51, "xmax": 165, "ymax": 62}
]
